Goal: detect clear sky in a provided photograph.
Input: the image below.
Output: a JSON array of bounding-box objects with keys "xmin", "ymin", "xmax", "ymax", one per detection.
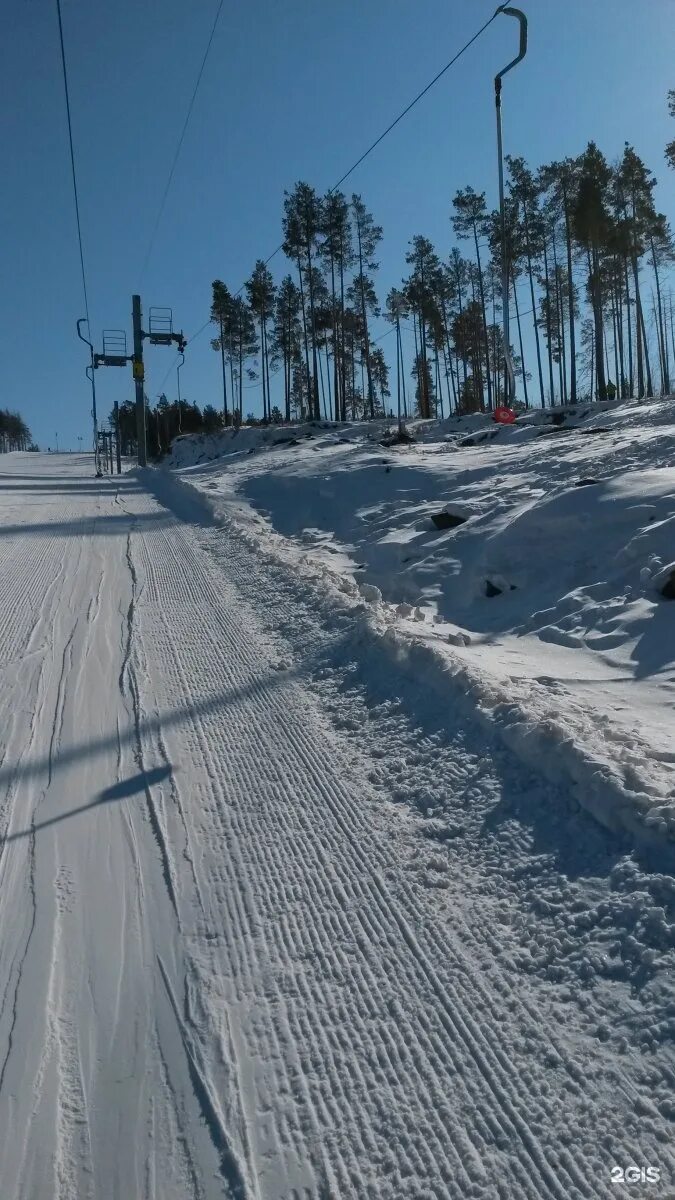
[{"xmin": 2, "ymin": 0, "xmax": 674, "ymax": 449}]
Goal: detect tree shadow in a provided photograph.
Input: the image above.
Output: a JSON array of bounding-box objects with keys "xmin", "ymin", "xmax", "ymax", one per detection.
[
  {"xmin": 0, "ymin": 482, "xmax": 143, "ymax": 494},
  {"xmin": 0, "ymin": 511, "xmax": 176, "ymax": 539},
  {"xmin": 1, "ymin": 765, "xmax": 174, "ymax": 843},
  {"xmin": 0, "ymin": 665, "xmax": 297, "ymax": 791}
]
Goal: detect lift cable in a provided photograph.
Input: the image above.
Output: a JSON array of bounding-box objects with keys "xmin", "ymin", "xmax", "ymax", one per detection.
[
  {"xmin": 56, "ymin": 0, "xmax": 91, "ymax": 323},
  {"xmin": 154, "ymin": 2, "xmax": 509, "ymax": 393},
  {"xmin": 139, "ymin": 0, "xmax": 226, "ymax": 286}
]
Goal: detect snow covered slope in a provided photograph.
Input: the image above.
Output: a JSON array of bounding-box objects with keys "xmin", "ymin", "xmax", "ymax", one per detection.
[
  {"xmin": 0, "ymin": 450, "xmax": 674, "ymax": 1199},
  {"xmin": 165, "ymin": 397, "xmax": 675, "ymax": 848}
]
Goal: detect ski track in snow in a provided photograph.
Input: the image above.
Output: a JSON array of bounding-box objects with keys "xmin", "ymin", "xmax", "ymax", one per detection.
[{"xmin": 0, "ymin": 453, "xmax": 673, "ymax": 1199}]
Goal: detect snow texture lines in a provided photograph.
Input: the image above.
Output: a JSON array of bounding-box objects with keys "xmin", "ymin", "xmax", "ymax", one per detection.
[{"xmin": 0, "ymin": 453, "xmax": 673, "ymax": 1199}]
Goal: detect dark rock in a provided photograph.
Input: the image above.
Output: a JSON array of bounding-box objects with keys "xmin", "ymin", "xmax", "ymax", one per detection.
[
  {"xmin": 380, "ymin": 427, "xmax": 416, "ymax": 447},
  {"xmin": 273, "ymin": 438, "xmax": 299, "ymax": 447},
  {"xmin": 485, "ymin": 580, "xmax": 503, "ymax": 598},
  {"xmin": 459, "ymin": 430, "xmax": 496, "ymax": 447},
  {"xmin": 660, "ymin": 570, "xmax": 675, "ymax": 600},
  {"xmin": 431, "ymin": 511, "xmax": 467, "ymax": 531},
  {"xmin": 551, "ymin": 411, "xmax": 566, "ymax": 426},
  {"xmin": 575, "ymin": 478, "xmax": 599, "ymax": 487},
  {"xmin": 575, "ymin": 426, "xmax": 611, "ymax": 436}
]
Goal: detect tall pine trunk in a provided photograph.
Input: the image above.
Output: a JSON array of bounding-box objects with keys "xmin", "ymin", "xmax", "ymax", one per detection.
[
  {"xmin": 297, "ymin": 257, "xmax": 311, "ymax": 418},
  {"xmin": 638, "ymin": 297, "xmax": 654, "ymax": 397},
  {"xmin": 562, "ymin": 179, "xmax": 577, "ymax": 403},
  {"xmin": 552, "ymin": 239, "xmax": 567, "ymax": 404},
  {"xmin": 339, "ymin": 251, "xmax": 347, "ymax": 420},
  {"xmin": 219, "ymin": 316, "xmax": 229, "ymax": 425},
  {"xmin": 305, "ymin": 240, "xmax": 321, "ymax": 420},
  {"xmin": 610, "ymin": 287, "xmax": 620, "ymax": 396},
  {"xmin": 623, "ymin": 258, "xmax": 634, "ymax": 396},
  {"xmin": 329, "ymin": 244, "xmax": 340, "ymax": 422},
  {"xmin": 453, "ymin": 259, "xmax": 469, "ymax": 393},
  {"xmin": 650, "ymin": 237, "xmax": 670, "ymax": 393},
  {"xmin": 512, "ymin": 270, "xmax": 529, "ymax": 407},
  {"xmin": 355, "ymin": 222, "xmax": 375, "ymax": 419},
  {"xmin": 590, "ymin": 247, "xmax": 606, "ymax": 401},
  {"xmin": 473, "ymin": 223, "xmax": 493, "ymax": 410},
  {"xmin": 523, "ymin": 209, "xmax": 546, "ymax": 407},
  {"xmin": 543, "ymin": 241, "xmax": 556, "ymax": 403}
]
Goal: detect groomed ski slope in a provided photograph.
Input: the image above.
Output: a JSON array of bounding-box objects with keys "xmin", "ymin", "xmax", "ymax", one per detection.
[{"xmin": 0, "ymin": 451, "xmax": 673, "ymax": 1200}]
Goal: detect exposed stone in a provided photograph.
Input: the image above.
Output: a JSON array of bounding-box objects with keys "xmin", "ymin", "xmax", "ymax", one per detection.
[
  {"xmin": 380, "ymin": 426, "xmax": 416, "ymax": 447},
  {"xmin": 431, "ymin": 511, "xmax": 467, "ymax": 531},
  {"xmin": 660, "ymin": 569, "xmax": 675, "ymax": 600},
  {"xmin": 485, "ymin": 580, "xmax": 503, "ymax": 598}
]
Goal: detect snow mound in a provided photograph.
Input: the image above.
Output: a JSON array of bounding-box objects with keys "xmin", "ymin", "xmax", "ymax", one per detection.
[{"xmin": 158, "ymin": 395, "xmax": 675, "ymax": 849}]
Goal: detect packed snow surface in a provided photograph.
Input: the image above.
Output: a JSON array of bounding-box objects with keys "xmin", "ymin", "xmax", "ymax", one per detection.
[{"xmin": 0, "ymin": 441, "xmax": 674, "ymax": 1199}]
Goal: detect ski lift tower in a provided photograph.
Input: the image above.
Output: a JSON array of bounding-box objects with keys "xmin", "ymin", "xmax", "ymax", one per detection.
[{"xmin": 132, "ymin": 297, "xmax": 187, "ymax": 467}]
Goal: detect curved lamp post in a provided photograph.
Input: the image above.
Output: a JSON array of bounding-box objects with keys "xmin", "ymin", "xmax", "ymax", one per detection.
[{"xmin": 77, "ymin": 317, "xmax": 101, "ymax": 475}]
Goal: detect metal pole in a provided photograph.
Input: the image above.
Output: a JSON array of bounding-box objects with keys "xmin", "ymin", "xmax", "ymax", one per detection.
[
  {"xmin": 495, "ymin": 79, "xmax": 514, "ymax": 405},
  {"xmin": 396, "ymin": 319, "xmax": 402, "ymax": 433},
  {"xmin": 132, "ymin": 294, "xmax": 147, "ymax": 467},
  {"xmin": 77, "ymin": 318, "xmax": 101, "ymax": 474},
  {"xmin": 495, "ymin": 6, "xmax": 527, "ymax": 407},
  {"xmin": 177, "ymin": 352, "xmax": 184, "ymax": 434},
  {"xmin": 114, "ymin": 401, "xmax": 122, "ymax": 474}
]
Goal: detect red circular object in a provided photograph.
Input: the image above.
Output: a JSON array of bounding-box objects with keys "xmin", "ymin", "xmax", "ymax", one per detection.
[{"xmin": 493, "ymin": 406, "xmax": 517, "ymax": 424}]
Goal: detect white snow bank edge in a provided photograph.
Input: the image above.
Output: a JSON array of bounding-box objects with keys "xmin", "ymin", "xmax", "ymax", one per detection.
[{"xmin": 140, "ymin": 465, "xmax": 675, "ymax": 855}]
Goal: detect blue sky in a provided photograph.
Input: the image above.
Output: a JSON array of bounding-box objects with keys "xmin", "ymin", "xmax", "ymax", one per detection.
[{"xmin": 2, "ymin": 0, "xmax": 674, "ymax": 448}]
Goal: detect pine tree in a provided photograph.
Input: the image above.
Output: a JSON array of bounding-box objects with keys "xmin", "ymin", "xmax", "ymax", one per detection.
[
  {"xmin": 0, "ymin": 409, "xmax": 32, "ymax": 452},
  {"xmin": 370, "ymin": 347, "xmax": 390, "ymax": 415},
  {"xmin": 666, "ymin": 90, "xmax": 675, "ymax": 170},
  {"xmin": 539, "ymin": 158, "xmax": 580, "ymax": 403},
  {"xmin": 320, "ymin": 191, "xmax": 353, "ymax": 420},
  {"xmin": 210, "ymin": 280, "xmax": 233, "ymax": 424},
  {"xmin": 350, "ymin": 195, "xmax": 382, "ymax": 418},
  {"xmin": 229, "ymin": 297, "xmax": 259, "ymax": 421},
  {"xmin": 404, "ymin": 236, "xmax": 441, "ymax": 419},
  {"xmin": 452, "ymin": 188, "xmax": 493, "ymax": 409},
  {"xmin": 614, "ymin": 144, "xmax": 661, "ymax": 397},
  {"xmin": 572, "ymin": 143, "xmax": 614, "ymax": 400},
  {"xmin": 283, "ymin": 183, "xmax": 324, "ymax": 419},
  {"xmin": 246, "ymin": 261, "xmax": 276, "ymax": 422},
  {"xmin": 273, "ymin": 277, "xmax": 302, "ymax": 421},
  {"xmin": 506, "ymin": 157, "xmax": 548, "ymax": 407},
  {"xmin": 385, "ymin": 287, "xmax": 409, "ymax": 425},
  {"xmin": 411, "ymin": 353, "xmax": 435, "ymax": 418},
  {"xmin": 451, "ymin": 300, "xmax": 486, "ymax": 410}
]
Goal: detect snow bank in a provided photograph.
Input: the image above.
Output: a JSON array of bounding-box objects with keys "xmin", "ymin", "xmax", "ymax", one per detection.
[{"xmin": 154, "ymin": 395, "xmax": 675, "ymax": 850}]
